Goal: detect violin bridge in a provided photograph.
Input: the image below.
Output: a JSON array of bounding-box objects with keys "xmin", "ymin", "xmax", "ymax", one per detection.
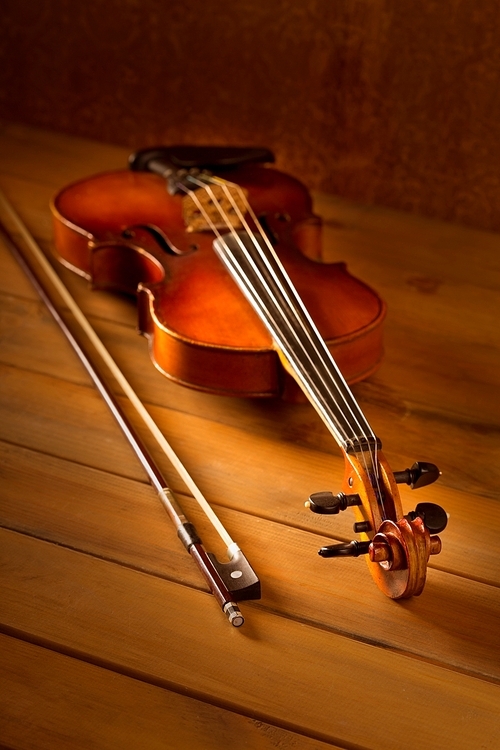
[{"xmin": 182, "ymin": 183, "xmax": 248, "ymax": 233}]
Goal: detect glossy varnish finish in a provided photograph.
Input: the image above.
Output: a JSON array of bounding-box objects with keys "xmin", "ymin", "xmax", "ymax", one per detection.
[
  {"xmin": 0, "ymin": 122, "xmax": 500, "ymax": 749},
  {"xmin": 52, "ymin": 165, "xmax": 385, "ymax": 395}
]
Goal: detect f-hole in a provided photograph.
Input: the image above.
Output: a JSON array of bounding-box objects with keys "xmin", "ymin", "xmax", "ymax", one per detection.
[{"xmin": 122, "ymin": 224, "xmax": 191, "ymax": 255}]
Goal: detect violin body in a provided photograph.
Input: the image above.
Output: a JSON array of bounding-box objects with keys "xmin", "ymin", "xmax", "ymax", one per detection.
[{"xmin": 51, "ymin": 158, "xmax": 385, "ymax": 398}]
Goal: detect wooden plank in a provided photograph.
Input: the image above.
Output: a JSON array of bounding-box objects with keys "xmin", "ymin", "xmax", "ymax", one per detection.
[
  {"xmin": 1, "ymin": 528, "xmax": 499, "ymax": 750},
  {"xmin": 0, "ymin": 121, "xmax": 128, "ymax": 188},
  {"xmin": 0, "ymin": 634, "xmax": 335, "ymax": 750},
  {"xmin": 2, "ymin": 266, "xmax": 499, "ymax": 465},
  {"xmin": 0, "ymin": 359, "xmax": 498, "ymax": 586},
  {"xmin": 315, "ymin": 192, "xmax": 500, "ymax": 289},
  {"xmin": 1, "ymin": 123, "xmax": 499, "ymax": 750},
  {"xmin": 1, "ymin": 441, "xmax": 500, "ymax": 683},
  {"xmin": 2, "ymin": 177, "xmax": 498, "ymax": 438},
  {"xmin": 1, "ymin": 278, "xmax": 498, "ymax": 516},
  {"xmin": 0, "ymin": 202, "xmax": 139, "ymax": 326},
  {"xmin": 0, "ymin": 362, "xmax": 145, "ymax": 482},
  {"xmin": 317, "ymin": 194, "xmax": 500, "ymax": 437},
  {"xmin": 1, "ymin": 176, "xmax": 499, "ymax": 502}
]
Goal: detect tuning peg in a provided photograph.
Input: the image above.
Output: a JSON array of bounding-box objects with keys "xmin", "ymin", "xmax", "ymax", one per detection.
[
  {"xmin": 407, "ymin": 502, "xmax": 448, "ymax": 533},
  {"xmin": 318, "ymin": 540, "xmax": 371, "ymax": 558},
  {"xmin": 306, "ymin": 491, "xmax": 361, "ymax": 515},
  {"xmin": 393, "ymin": 461, "xmax": 441, "ymax": 489}
]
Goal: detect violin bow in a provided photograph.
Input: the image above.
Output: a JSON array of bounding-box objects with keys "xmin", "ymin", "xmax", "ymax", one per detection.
[{"xmin": 0, "ymin": 189, "xmax": 260, "ymax": 627}]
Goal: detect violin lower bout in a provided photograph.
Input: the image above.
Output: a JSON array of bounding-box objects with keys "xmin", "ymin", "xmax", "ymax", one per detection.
[{"xmin": 135, "ymin": 252, "xmax": 386, "ymax": 398}]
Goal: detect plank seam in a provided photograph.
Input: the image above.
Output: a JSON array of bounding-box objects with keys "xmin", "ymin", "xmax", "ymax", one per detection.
[
  {"xmin": 0, "ymin": 624, "xmax": 364, "ymax": 750},
  {"xmin": 1, "ymin": 526, "xmax": 499, "ymax": 686},
  {"xmin": 1, "ymin": 437, "xmax": 499, "ymax": 589}
]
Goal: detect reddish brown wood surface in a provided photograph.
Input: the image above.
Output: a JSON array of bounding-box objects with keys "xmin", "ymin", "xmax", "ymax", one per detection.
[
  {"xmin": 3, "ymin": 2, "xmax": 500, "ymax": 233},
  {"xmin": 1, "ymin": 123, "xmax": 499, "ymax": 749},
  {"xmin": 52, "ymin": 165, "xmax": 385, "ymax": 394}
]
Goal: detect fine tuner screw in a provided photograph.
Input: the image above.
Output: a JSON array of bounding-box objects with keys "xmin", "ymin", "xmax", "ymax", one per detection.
[{"xmin": 306, "ymin": 491, "xmax": 361, "ymax": 515}]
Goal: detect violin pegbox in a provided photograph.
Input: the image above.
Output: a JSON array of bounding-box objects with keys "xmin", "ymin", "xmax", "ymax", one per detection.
[{"xmin": 307, "ymin": 449, "xmax": 447, "ymax": 599}]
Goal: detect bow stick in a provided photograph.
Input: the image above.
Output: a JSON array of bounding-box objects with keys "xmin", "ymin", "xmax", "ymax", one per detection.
[{"xmin": 0, "ymin": 189, "xmax": 260, "ymax": 627}]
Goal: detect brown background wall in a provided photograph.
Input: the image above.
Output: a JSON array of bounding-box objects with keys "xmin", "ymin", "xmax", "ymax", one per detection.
[{"xmin": 2, "ymin": 0, "xmax": 500, "ymax": 232}]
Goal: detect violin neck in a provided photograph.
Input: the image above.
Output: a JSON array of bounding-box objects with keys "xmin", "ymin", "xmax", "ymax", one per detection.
[{"xmin": 213, "ymin": 230, "xmax": 379, "ymax": 454}]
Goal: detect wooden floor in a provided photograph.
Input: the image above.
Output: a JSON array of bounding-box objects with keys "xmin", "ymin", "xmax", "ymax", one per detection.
[{"xmin": 0, "ymin": 121, "xmax": 499, "ymax": 750}]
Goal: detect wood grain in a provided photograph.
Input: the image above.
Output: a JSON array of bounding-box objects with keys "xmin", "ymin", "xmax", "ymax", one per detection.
[
  {"xmin": 1, "ymin": 441, "xmax": 500, "ymax": 684},
  {"xmin": 0, "ymin": 635, "xmax": 335, "ymax": 750},
  {"xmin": 1, "ymin": 124, "xmax": 499, "ymax": 749},
  {"xmin": 4, "ymin": 3, "xmax": 500, "ymax": 232},
  {"xmin": 1, "ymin": 529, "xmax": 499, "ymax": 750}
]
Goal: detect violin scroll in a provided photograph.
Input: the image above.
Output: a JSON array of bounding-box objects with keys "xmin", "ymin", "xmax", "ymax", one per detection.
[{"xmin": 308, "ymin": 450, "xmax": 447, "ymax": 599}]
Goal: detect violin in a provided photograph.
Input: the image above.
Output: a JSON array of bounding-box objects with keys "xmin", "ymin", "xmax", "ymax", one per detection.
[
  {"xmin": 50, "ymin": 146, "xmax": 447, "ymax": 599},
  {"xmin": 52, "ymin": 147, "xmax": 385, "ymax": 397}
]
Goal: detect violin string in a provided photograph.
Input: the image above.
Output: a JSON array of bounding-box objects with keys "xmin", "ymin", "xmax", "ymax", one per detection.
[
  {"xmin": 181, "ymin": 176, "xmax": 364, "ymax": 448},
  {"xmin": 217, "ymin": 228, "xmax": 355, "ymax": 446},
  {"xmin": 212, "ymin": 176, "xmax": 386, "ymax": 498},
  {"xmin": 190, "ymin": 174, "xmax": 381, "ymax": 488},
  {"xmin": 177, "ymin": 179, "xmax": 349, "ymax": 444},
  {"xmin": 211, "ymin": 176, "xmax": 378, "ymax": 449},
  {"xmin": 211, "ymin": 180, "xmax": 384, "ymax": 499},
  {"xmin": 229, "ymin": 183, "xmax": 384, "ymax": 496},
  {"xmin": 179, "ymin": 175, "xmax": 382, "ymax": 490}
]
